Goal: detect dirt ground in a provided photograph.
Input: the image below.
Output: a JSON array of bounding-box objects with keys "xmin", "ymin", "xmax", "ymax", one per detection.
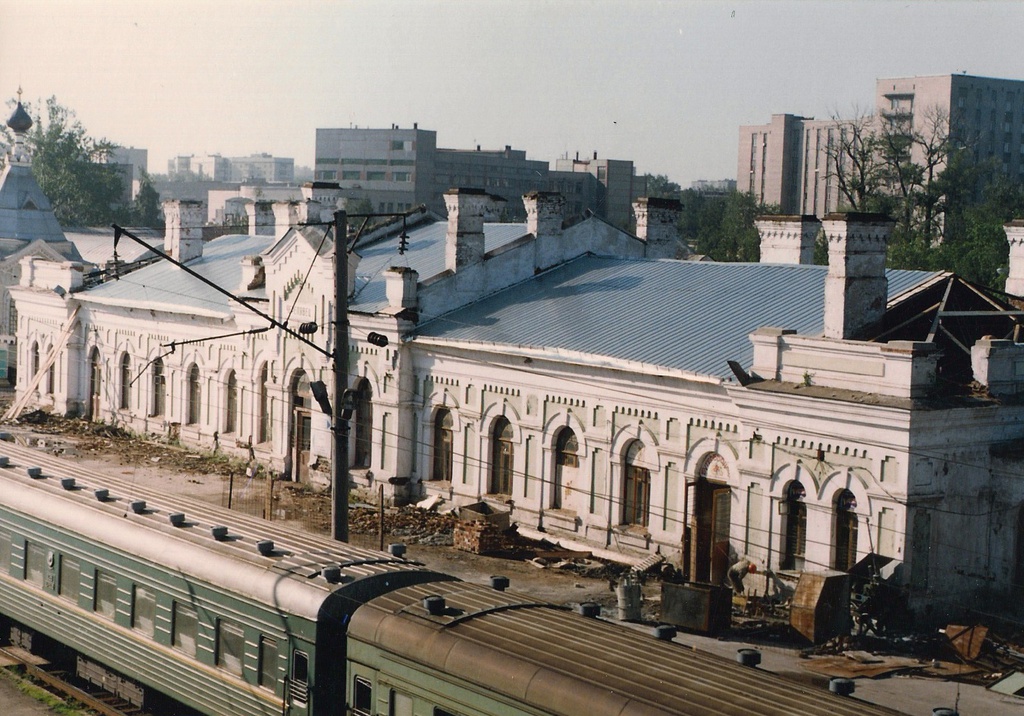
[{"xmin": 1, "ymin": 407, "xmax": 638, "ymax": 611}]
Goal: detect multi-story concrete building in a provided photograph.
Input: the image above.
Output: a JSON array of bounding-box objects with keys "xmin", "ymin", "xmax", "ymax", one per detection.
[
  {"xmin": 553, "ymin": 153, "xmax": 646, "ymax": 228},
  {"xmin": 738, "ymin": 74, "xmax": 1024, "ymax": 217},
  {"xmin": 228, "ymin": 153, "xmax": 295, "ymax": 183},
  {"xmin": 315, "ymin": 126, "xmax": 641, "ymax": 223}
]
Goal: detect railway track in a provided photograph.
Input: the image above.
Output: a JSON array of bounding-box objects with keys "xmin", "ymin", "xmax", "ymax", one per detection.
[{"xmin": 0, "ymin": 645, "xmax": 151, "ymax": 716}]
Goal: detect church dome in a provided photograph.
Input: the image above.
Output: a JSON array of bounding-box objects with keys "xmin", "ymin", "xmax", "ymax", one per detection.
[{"xmin": 7, "ymin": 101, "xmax": 32, "ymax": 133}]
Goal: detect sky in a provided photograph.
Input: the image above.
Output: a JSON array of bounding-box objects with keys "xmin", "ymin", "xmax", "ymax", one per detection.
[{"xmin": 2, "ymin": 0, "xmax": 1024, "ymax": 187}]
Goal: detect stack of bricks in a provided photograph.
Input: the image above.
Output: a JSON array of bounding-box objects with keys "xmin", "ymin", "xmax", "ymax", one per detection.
[{"xmin": 454, "ymin": 519, "xmax": 503, "ymax": 554}]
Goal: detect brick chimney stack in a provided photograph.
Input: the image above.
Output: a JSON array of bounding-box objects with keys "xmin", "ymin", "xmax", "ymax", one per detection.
[
  {"xmin": 1003, "ymin": 220, "xmax": 1024, "ymax": 296},
  {"xmin": 163, "ymin": 199, "xmax": 206, "ymax": 263},
  {"xmin": 444, "ymin": 188, "xmax": 490, "ymax": 273},
  {"xmin": 756, "ymin": 215, "xmax": 821, "ymax": 265},
  {"xmin": 822, "ymin": 212, "xmax": 893, "ymax": 340},
  {"xmin": 634, "ymin": 197, "xmax": 683, "ymax": 259},
  {"xmin": 246, "ymin": 200, "xmax": 276, "ymax": 236}
]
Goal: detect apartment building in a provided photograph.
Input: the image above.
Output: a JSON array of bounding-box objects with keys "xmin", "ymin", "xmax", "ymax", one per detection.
[{"xmin": 738, "ymin": 74, "xmax": 1024, "ymax": 216}]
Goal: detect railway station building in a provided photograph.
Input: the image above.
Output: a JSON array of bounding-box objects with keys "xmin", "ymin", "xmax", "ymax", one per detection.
[{"xmin": 10, "ymin": 183, "xmax": 1024, "ymax": 617}]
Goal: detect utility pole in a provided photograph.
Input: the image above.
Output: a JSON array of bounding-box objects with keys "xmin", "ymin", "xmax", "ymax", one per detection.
[{"xmin": 332, "ymin": 210, "xmax": 350, "ymax": 542}]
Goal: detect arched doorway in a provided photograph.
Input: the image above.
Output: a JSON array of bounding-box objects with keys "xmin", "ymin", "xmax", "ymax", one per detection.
[
  {"xmin": 432, "ymin": 409, "xmax": 454, "ymax": 481},
  {"xmin": 88, "ymin": 348, "xmax": 102, "ymax": 420},
  {"xmin": 688, "ymin": 453, "xmax": 731, "ymax": 585},
  {"xmin": 553, "ymin": 428, "xmax": 579, "ymax": 510},
  {"xmin": 290, "ymin": 371, "xmax": 311, "ymax": 482},
  {"xmin": 489, "ymin": 417, "xmax": 514, "ymax": 495},
  {"xmin": 353, "ymin": 379, "xmax": 373, "ymax": 468},
  {"xmin": 622, "ymin": 440, "xmax": 651, "ymax": 525},
  {"xmin": 781, "ymin": 480, "xmax": 807, "ymax": 570},
  {"xmin": 833, "ymin": 489, "xmax": 859, "ymax": 572}
]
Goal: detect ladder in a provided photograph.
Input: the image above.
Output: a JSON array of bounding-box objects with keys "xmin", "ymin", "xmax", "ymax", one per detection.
[{"xmin": 3, "ymin": 306, "xmax": 81, "ymax": 421}]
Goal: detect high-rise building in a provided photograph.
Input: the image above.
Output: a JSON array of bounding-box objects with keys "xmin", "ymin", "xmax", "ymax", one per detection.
[{"xmin": 738, "ymin": 74, "xmax": 1024, "ymax": 216}]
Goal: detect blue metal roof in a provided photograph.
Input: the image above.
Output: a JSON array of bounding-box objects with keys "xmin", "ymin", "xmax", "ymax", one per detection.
[
  {"xmin": 412, "ymin": 256, "xmax": 940, "ymax": 379},
  {"xmin": 350, "ymin": 221, "xmax": 528, "ymax": 313},
  {"xmin": 79, "ymin": 233, "xmax": 274, "ymax": 317}
]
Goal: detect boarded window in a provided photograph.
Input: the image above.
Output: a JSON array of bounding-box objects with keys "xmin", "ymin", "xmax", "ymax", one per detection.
[
  {"xmin": 0, "ymin": 529, "xmax": 9, "ymax": 575},
  {"xmin": 25, "ymin": 543, "xmax": 46, "ymax": 586},
  {"xmin": 217, "ymin": 619, "xmax": 245, "ymax": 676},
  {"xmin": 390, "ymin": 691, "xmax": 413, "ymax": 716},
  {"xmin": 59, "ymin": 556, "xmax": 79, "ymax": 601},
  {"xmin": 172, "ymin": 602, "xmax": 198, "ymax": 656},
  {"xmin": 133, "ymin": 585, "xmax": 156, "ymax": 637},
  {"xmin": 258, "ymin": 637, "xmax": 277, "ymax": 689},
  {"xmin": 95, "ymin": 570, "xmax": 117, "ymax": 619}
]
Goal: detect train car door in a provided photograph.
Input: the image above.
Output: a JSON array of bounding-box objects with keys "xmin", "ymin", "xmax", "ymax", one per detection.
[{"xmin": 287, "ymin": 649, "xmax": 310, "ymax": 715}]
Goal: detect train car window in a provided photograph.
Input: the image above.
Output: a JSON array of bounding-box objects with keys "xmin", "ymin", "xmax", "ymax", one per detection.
[
  {"xmin": 258, "ymin": 636, "xmax": 278, "ymax": 689},
  {"xmin": 95, "ymin": 571, "xmax": 117, "ymax": 619},
  {"xmin": 172, "ymin": 602, "xmax": 199, "ymax": 657},
  {"xmin": 216, "ymin": 619, "xmax": 245, "ymax": 677},
  {"xmin": 288, "ymin": 650, "xmax": 309, "ymax": 706},
  {"xmin": 132, "ymin": 585, "xmax": 156, "ymax": 637},
  {"xmin": 0, "ymin": 529, "xmax": 9, "ymax": 575},
  {"xmin": 389, "ymin": 690, "xmax": 413, "ymax": 716},
  {"xmin": 433, "ymin": 709, "xmax": 458, "ymax": 716},
  {"xmin": 25, "ymin": 543, "xmax": 46, "ymax": 586},
  {"xmin": 59, "ymin": 556, "xmax": 79, "ymax": 601},
  {"xmin": 352, "ymin": 677, "xmax": 372, "ymax": 715}
]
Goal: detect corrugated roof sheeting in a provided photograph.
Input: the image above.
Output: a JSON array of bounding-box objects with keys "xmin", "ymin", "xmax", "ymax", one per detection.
[
  {"xmin": 80, "ymin": 233, "xmax": 274, "ymax": 316},
  {"xmin": 413, "ymin": 257, "xmax": 939, "ymax": 379},
  {"xmin": 350, "ymin": 222, "xmax": 528, "ymax": 313}
]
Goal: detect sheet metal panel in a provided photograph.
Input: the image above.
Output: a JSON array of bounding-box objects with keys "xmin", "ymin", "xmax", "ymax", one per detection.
[
  {"xmin": 351, "ymin": 581, "xmax": 905, "ymax": 716},
  {"xmin": 414, "ymin": 257, "xmax": 938, "ymax": 379}
]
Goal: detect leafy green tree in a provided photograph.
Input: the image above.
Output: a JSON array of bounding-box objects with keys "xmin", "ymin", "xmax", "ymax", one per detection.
[
  {"xmin": 8, "ymin": 97, "xmax": 128, "ymax": 226},
  {"xmin": 681, "ymin": 189, "xmax": 774, "ymax": 262},
  {"xmin": 642, "ymin": 174, "xmax": 682, "ymax": 201},
  {"xmin": 129, "ymin": 170, "xmax": 162, "ymax": 228}
]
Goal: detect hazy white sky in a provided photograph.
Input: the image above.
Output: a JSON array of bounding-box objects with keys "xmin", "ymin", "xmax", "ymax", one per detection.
[{"xmin": 2, "ymin": 0, "xmax": 1023, "ymax": 186}]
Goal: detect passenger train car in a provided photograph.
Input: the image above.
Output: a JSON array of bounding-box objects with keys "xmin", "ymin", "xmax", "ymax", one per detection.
[{"xmin": 0, "ymin": 440, "xmax": 903, "ymax": 716}]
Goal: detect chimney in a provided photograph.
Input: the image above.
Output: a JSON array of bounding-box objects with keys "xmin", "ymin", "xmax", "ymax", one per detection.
[
  {"xmin": 298, "ymin": 198, "xmax": 323, "ymax": 226},
  {"xmin": 755, "ymin": 215, "xmax": 821, "ymax": 264},
  {"xmin": 163, "ymin": 199, "xmax": 206, "ymax": 262},
  {"xmin": 525, "ymin": 191, "xmax": 566, "ymax": 271},
  {"xmin": 444, "ymin": 188, "xmax": 490, "ymax": 272},
  {"xmin": 385, "ymin": 265, "xmax": 419, "ymax": 310},
  {"xmin": 634, "ymin": 197, "xmax": 683, "ymax": 259},
  {"xmin": 272, "ymin": 201, "xmax": 298, "ymax": 237},
  {"xmin": 1004, "ymin": 220, "xmax": 1024, "ymax": 296},
  {"xmin": 240, "ymin": 255, "xmax": 264, "ymax": 291},
  {"xmin": 821, "ymin": 213, "xmax": 893, "ymax": 340},
  {"xmin": 246, "ymin": 200, "xmax": 275, "ymax": 236},
  {"xmin": 524, "ymin": 191, "xmax": 565, "ymax": 238}
]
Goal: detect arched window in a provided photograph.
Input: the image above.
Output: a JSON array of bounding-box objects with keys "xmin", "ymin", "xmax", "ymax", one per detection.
[
  {"xmin": 30, "ymin": 342, "xmax": 39, "ymax": 381},
  {"xmin": 553, "ymin": 428, "xmax": 579, "ymax": 509},
  {"xmin": 489, "ymin": 417, "xmax": 514, "ymax": 495},
  {"xmin": 46, "ymin": 360, "xmax": 55, "ymax": 396},
  {"xmin": 432, "ymin": 409, "xmax": 454, "ymax": 481},
  {"xmin": 151, "ymin": 358, "xmax": 166, "ymax": 417},
  {"xmin": 622, "ymin": 440, "xmax": 650, "ymax": 526},
  {"xmin": 833, "ymin": 489, "xmax": 859, "ymax": 572},
  {"xmin": 257, "ymin": 364, "xmax": 270, "ymax": 443},
  {"xmin": 88, "ymin": 348, "xmax": 102, "ymax": 421},
  {"xmin": 225, "ymin": 371, "xmax": 238, "ymax": 433},
  {"xmin": 119, "ymin": 353, "xmax": 131, "ymax": 410},
  {"xmin": 186, "ymin": 364, "xmax": 201, "ymax": 425},
  {"xmin": 781, "ymin": 481, "xmax": 807, "ymax": 570},
  {"xmin": 353, "ymin": 379, "xmax": 373, "ymax": 468}
]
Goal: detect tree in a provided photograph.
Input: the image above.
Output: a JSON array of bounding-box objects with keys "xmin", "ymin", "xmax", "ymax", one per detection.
[
  {"xmin": 130, "ymin": 170, "xmax": 162, "ymax": 228},
  {"xmin": 681, "ymin": 189, "xmax": 773, "ymax": 262},
  {"xmin": 7, "ymin": 97, "xmax": 128, "ymax": 226},
  {"xmin": 642, "ymin": 174, "xmax": 682, "ymax": 201}
]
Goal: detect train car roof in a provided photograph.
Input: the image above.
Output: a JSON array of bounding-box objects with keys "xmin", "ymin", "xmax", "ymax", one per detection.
[
  {"xmin": 349, "ymin": 580, "xmax": 905, "ymax": 716},
  {"xmin": 0, "ymin": 441, "xmax": 444, "ymax": 620}
]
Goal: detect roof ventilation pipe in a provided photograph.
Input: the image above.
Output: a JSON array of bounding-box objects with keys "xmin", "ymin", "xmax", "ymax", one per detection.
[
  {"xmin": 60, "ymin": 478, "xmax": 76, "ymax": 490},
  {"xmin": 322, "ymin": 566, "xmax": 342, "ymax": 583},
  {"xmin": 489, "ymin": 575, "xmax": 510, "ymax": 591},
  {"xmin": 577, "ymin": 602, "xmax": 600, "ymax": 618},
  {"xmin": 423, "ymin": 596, "xmax": 446, "ymax": 615},
  {"xmin": 169, "ymin": 513, "xmax": 186, "ymax": 527},
  {"xmin": 130, "ymin": 500, "xmax": 147, "ymax": 514},
  {"xmin": 256, "ymin": 539, "xmax": 275, "ymax": 556},
  {"xmin": 388, "ymin": 543, "xmax": 407, "ymax": 558}
]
